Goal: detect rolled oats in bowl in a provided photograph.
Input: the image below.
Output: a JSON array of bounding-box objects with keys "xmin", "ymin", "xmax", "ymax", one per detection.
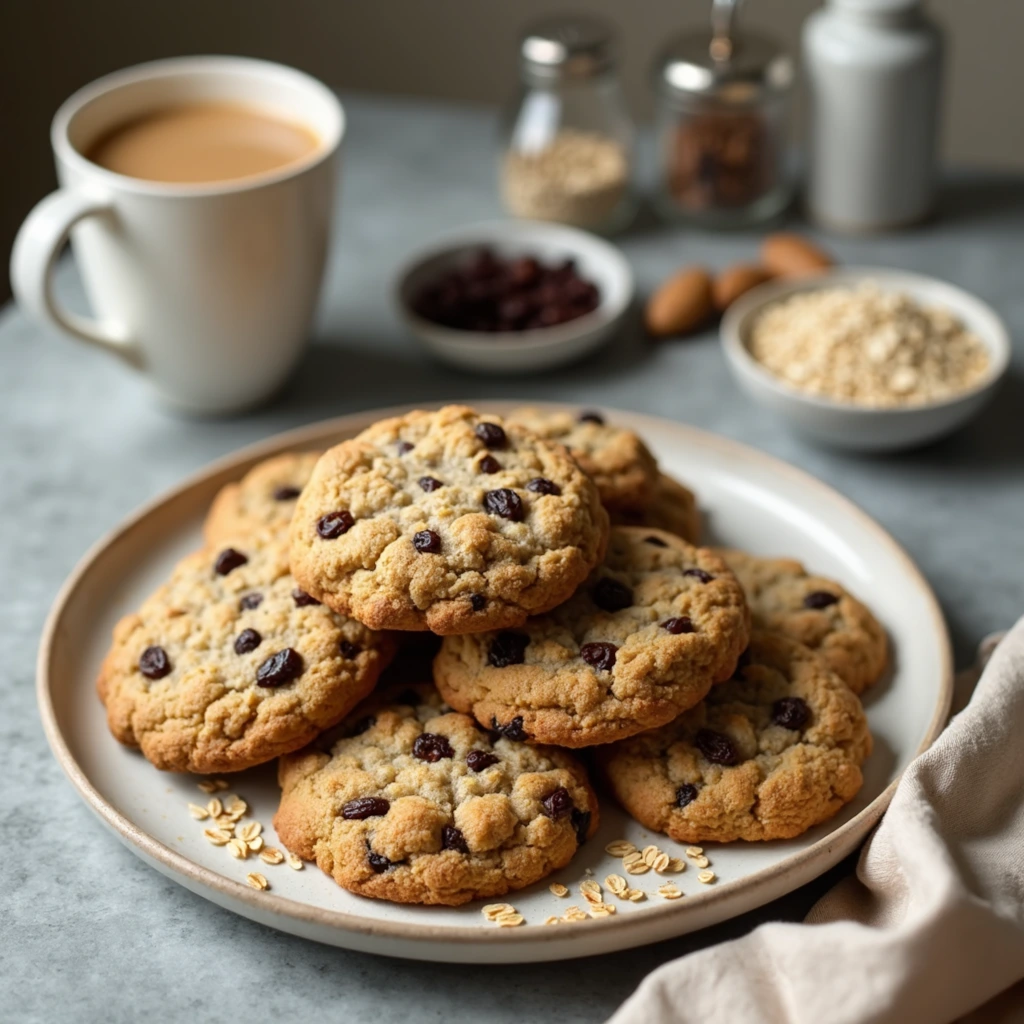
[{"xmin": 748, "ymin": 284, "xmax": 991, "ymax": 408}]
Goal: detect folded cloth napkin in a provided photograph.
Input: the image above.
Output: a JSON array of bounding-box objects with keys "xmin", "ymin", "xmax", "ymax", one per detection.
[{"xmin": 609, "ymin": 616, "xmax": 1024, "ymax": 1024}]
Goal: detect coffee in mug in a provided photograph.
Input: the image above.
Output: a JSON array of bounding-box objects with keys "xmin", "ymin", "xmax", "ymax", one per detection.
[{"xmin": 85, "ymin": 103, "xmax": 321, "ymax": 184}]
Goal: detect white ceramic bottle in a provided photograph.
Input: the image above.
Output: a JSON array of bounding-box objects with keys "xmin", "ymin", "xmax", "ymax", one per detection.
[{"xmin": 803, "ymin": 0, "xmax": 943, "ymax": 231}]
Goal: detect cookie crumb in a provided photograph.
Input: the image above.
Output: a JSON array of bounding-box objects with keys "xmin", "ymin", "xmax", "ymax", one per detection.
[{"xmin": 698, "ymin": 870, "xmax": 716, "ymax": 884}]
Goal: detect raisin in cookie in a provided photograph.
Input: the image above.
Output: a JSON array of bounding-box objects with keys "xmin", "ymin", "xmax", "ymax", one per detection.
[
  {"xmin": 204, "ymin": 451, "xmax": 321, "ymax": 546},
  {"xmin": 599, "ymin": 631, "xmax": 871, "ymax": 842},
  {"xmin": 289, "ymin": 405, "xmax": 609, "ymax": 634},
  {"xmin": 274, "ymin": 683, "xmax": 598, "ymax": 906},
  {"xmin": 507, "ymin": 406, "xmax": 659, "ymax": 511},
  {"xmin": 433, "ymin": 527, "xmax": 750, "ymax": 748},
  {"xmin": 609, "ymin": 473, "xmax": 701, "ymax": 544},
  {"xmin": 97, "ymin": 538, "xmax": 394, "ymax": 773},
  {"xmin": 715, "ymin": 549, "xmax": 887, "ymax": 695}
]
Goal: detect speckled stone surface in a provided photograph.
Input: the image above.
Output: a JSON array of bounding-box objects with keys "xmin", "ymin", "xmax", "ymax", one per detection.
[{"xmin": 2, "ymin": 94, "xmax": 1022, "ymax": 1023}]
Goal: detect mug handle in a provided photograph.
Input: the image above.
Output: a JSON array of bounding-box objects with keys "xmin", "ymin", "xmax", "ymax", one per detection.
[{"xmin": 10, "ymin": 187, "xmax": 143, "ymax": 368}]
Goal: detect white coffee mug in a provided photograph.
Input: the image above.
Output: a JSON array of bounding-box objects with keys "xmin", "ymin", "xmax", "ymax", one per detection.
[{"xmin": 11, "ymin": 56, "xmax": 344, "ymax": 415}]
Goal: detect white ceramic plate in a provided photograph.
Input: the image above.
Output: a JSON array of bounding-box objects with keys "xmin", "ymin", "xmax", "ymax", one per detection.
[{"xmin": 39, "ymin": 402, "xmax": 952, "ymax": 963}]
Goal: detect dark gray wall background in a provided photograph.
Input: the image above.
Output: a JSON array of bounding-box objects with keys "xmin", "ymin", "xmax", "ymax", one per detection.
[{"xmin": 3, "ymin": 0, "xmax": 1022, "ymax": 303}]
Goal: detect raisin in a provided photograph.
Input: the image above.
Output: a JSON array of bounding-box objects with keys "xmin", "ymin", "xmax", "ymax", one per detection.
[
  {"xmin": 491, "ymin": 716, "xmax": 528, "ymax": 741},
  {"xmin": 580, "ymin": 641, "xmax": 617, "ymax": 672},
  {"xmin": 695, "ymin": 729, "xmax": 739, "ymax": 766},
  {"xmin": 526, "ymin": 477, "xmax": 560, "ymax": 496},
  {"xmin": 475, "ymin": 422, "xmax": 508, "ymax": 449},
  {"xmin": 804, "ymin": 591, "xmax": 839, "ymax": 609},
  {"xmin": 396, "ymin": 441, "xmax": 414, "ymax": 455},
  {"xmin": 419, "ymin": 476, "xmax": 443, "ymax": 492},
  {"xmin": 478, "ymin": 455, "xmax": 501, "ymax": 474},
  {"xmin": 592, "ymin": 577, "xmax": 633, "ymax": 612},
  {"xmin": 541, "ymin": 787, "xmax": 573, "ymax": 820},
  {"xmin": 292, "ymin": 588, "xmax": 320, "ymax": 607},
  {"xmin": 339, "ymin": 640, "xmax": 361, "ymax": 659},
  {"xmin": 214, "ymin": 547, "xmax": 247, "ymax": 575},
  {"xmin": 367, "ymin": 851, "xmax": 392, "ymax": 873},
  {"xmin": 350, "ymin": 716, "xmax": 375, "ymax": 736},
  {"xmin": 441, "ymin": 825, "xmax": 469, "ymax": 853},
  {"xmin": 644, "ymin": 535, "xmax": 668, "ymax": 547},
  {"xmin": 661, "ymin": 616, "xmax": 695, "ymax": 634},
  {"xmin": 684, "ymin": 568, "xmax": 714, "ymax": 583},
  {"xmin": 255, "ymin": 648, "xmax": 304, "ymax": 687},
  {"xmin": 571, "ymin": 808, "xmax": 591, "ymax": 845},
  {"xmin": 578, "ymin": 411, "xmax": 605, "ymax": 425},
  {"xmin": 273, "ymin": 485, "xmax": 301, "ymax": 500},
  {"xmin": 139, "ymin": 645, "xmax": 171, "ymax": 680},
  {"xmin": 412, "ymin": 732, "xmax": 454, "ymax": 762},
  {"xmin": 483, "ymin": 488, "xmax": 524, "ymax": 521},
  {"xmin": 342, "ymin": 797, "xmax": 390, "ymax": 820},
  {"xmin": 239, "ymin": 592, "xmax": 263, "ymax": 610},
  {"xmin": 317, "ymin": 510, "xmax": 354, "ymax": 539},
  {"xmin": 470, "ymin": 594, "xmax": 486, "ymax": 611},
  {"xmin": 233, "ymin": 628, "xmax": 262, "ymax": 655},
  {"xmin": 676, "ymin": 783, "xmax": 699, "ymax": 808},
  {"xmin": 772, "ymin": 696, "xmax": 810, "ymax": 730},
  {"xmin": 466, "ymin": 750, "xmax": 499, "ymax": 772},
  {"xmin": 413, "ymin": 529, "xmax": 442, "ymax": 554},
  {"xmin": 488, "ymin": 632, "xmax": 529, "ymax": 667}
]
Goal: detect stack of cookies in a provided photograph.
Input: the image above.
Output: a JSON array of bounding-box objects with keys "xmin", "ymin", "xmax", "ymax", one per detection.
[{"xmin": 98, "ymin": 404, "xmax": 885, "ymax": 908}]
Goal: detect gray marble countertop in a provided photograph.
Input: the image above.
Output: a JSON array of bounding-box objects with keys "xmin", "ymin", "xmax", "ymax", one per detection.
[{"xmin": 3, "ymin": 94, "xmax": 1023, "ymax": 1024}]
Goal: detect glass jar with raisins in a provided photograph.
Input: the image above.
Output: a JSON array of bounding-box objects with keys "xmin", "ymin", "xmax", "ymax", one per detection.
[{"xmin": 653, "ymin": 8, "xmax": 794, "ymax": 227}]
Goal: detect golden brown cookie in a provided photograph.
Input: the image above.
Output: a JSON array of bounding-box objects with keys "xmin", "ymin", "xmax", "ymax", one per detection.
[
  {"xmin": 433, "ymin": 527, "xmax": 750, "ymax": 748},
  {"xmin": 715, "ymin": 550, "xmax": 887, "ymax": 694},
  {"xmin": 274, "ymin": 683, "xmax": 599, "ymax": 906},
  {"xmin": 598, "ymin": 631, "xmax": 871, "ymax": 842},
  {"xmin": 609, "ymin": 473, "xmax": 701, "ymax": 543},
  {"xmin": 204, "ymin": 451, "xmax": 321, "ymax": 545},
  {"xmin": 98, "ymin": 537, "xmax": 394, "ymax": 773},
  {"xmin": 289, "ymin": 405, "xmax": 609, "ymax": 634},
  {"xmin": 506, "ymin": 406, "xmax": 659, "ymax": 511}
]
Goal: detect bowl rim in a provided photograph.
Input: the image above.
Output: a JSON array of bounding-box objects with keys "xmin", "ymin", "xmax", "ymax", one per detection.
[
  {"xmin": 392, "ymin": 218, "xmax": 634, "ymax": 351},
  {"xmin": 720, "ymin": 266, "xmax": 1012, "ymax": 416}
]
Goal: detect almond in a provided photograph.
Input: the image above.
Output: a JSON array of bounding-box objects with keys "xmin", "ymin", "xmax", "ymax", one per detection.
[
  {"xmin": 761, "ymin": 234, "xmax": 834, "ymax": 278},
  {"xmin": 645, "ymin": 266, "xmax": 714, "ymax": 338},
  {"xmin": 712, "ymin": 264, "xmax": 773, "ymax": 311}
]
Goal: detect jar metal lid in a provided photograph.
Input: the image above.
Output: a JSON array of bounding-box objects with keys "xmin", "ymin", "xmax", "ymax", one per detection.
[
  {"xmin": 656, "ymin": 29, "xmax": 793, "ymax": 103},
  {"xmin": 520, "ymin": 16, "xmax": 615, "ymax": 82}
]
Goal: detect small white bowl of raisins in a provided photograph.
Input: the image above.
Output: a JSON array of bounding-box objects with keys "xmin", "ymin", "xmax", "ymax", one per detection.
[{"xmin": 395, "ymin": 219, "xmax": 634, "ymax": 374}]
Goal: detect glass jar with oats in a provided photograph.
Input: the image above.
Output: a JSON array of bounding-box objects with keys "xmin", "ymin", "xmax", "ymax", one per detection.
[{"xmin": 500, "ymin": 16, "xmax": 636, "ymax": 234}]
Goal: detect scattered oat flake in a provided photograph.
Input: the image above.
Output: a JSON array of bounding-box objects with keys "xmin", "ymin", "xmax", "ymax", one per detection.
[
  {"xmin": 579, "ymin": 880, "xmax": 601, "ymax": 896},
  {"xmin": 693, "ymin": 855, "xmax": 710, "ymax": 869},
  {"xmin": 685, "ymin": 846, "xmax": 704, "ymax": 858},
  {"xmin": 544, "ymin": 916, "xmax": 561, "ymax": 926},
  {"xmin": 246, "ymin": 872, "xmax": 269, "ymax": 891},
  {"xmin": 658, "ymin": 883, "xmax": 683, "ymax": 900},
  {"xmin": 197, "ymin": 781, "xmax": 219, "ymax": 794},
  {"xmin": 621, "ymin": 851, "xmax": 643, "ymax": 867},
  {"xmin": 589, "ymin": 903, "xmax": 616, "ymax": 918},
  {"xmin": 286, "ymin": 852, "xmax": 304, "ymax": 870},
  {"xmin": 583, "ymin": 892, "xmax": 604, "ymax": 907},
  {"xmin": 698, "ymin": 870, "xmax": 716, "ymax": 884},
  {"xmin": 641, "ymin": 845, "xmax": 661, "ymax": 867},
  {"xmin": 204, "ymin": 828, "xmax": 232, "ymax": 845},
  {"xmin": 482, "ymin": 903, "xmax": 515, "ymax": 920},
  {"xmin": 260, "ymin": 847, "xmax": 285, "ymax": 865},
  {"xmin": 227, "ymin": 798, "xmax": 247, "ymax": 817},
  {"xmin": 227, "ymin": 839, "xmax": 249, "ymax": 859},
  {"xmin": 562, "ymin": 906, "xmax": 588, "ymax": 922},
  {"xmin": 627, "ymin": 889, "xmax": 646, "ymax": 902},
  {"xmin": 605, "ymin": 840, "xmax": 637, "ymax": 857},
  {"xmin": 206, "ymin": 797, "xmax": 223, "ymax": 818},
  {"xmin": 247, "ymin": 836, "xmax": 264, "ymax": 852},
  {"xmin": 495, "ymin": 913, "xmax": 524, "ymax": 928},
  {"xmin": 668, "ymin": 857, "xmax": 687, "ymax": 873},
  {"xmin": 548, "ymin": 882, "xmax": 569, "ymax": 897},
  {"xmin": 652, "ymin": 853, "xmax": 671, "ymax": 873},
  {"xmin": 237, "ymin": 821, "xmax": 262, "ymax": 842},
  {"xmin": 605, "ymin": 874, "xmax": 627, "ymax": 895},
  {"xmin": 625, "ymin": 862, "xmax": 651, "ymax": 875},
  {"xmin": 187, "ymin": 803, "xmax": 209, "ymax": 820}
]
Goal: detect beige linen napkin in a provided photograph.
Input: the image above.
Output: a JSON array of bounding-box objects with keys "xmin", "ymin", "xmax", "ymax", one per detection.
[{"xmin": 609, "ymin": 617, "xmax": 1024, "ymax": 1024}]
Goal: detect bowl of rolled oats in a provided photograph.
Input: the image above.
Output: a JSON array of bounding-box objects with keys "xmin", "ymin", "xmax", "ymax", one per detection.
[{"xmin": 720, "ymin": 268, "xmax": 1010, "ymax": 451}]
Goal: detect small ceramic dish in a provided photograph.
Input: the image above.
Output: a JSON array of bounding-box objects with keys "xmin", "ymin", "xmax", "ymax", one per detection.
[
  {"xmin": 394, "ymin": 219, "xmax": 633, "ymax": 374},
  {"xmin": 720, "ymin": 268, "xmax": 1011, "ymax": 452}
]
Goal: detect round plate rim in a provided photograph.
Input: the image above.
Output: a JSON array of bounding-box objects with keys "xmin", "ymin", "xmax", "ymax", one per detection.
[{"xmin": 37, "ymin": 400, "xmax": 954, "ymax": 950}]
